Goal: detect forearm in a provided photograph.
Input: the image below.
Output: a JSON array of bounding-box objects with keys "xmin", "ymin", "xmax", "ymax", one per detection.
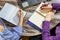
[
  {"xmin": 52, "ymin": 3, "xmax": 60, "ymax": 11},
  {"xmin": 18, "ymin": 17, "xmax": 23, "ymax": 26},
  {"xmin": 42, "ymin": 21, "xmax": 50, "ymax": 37}
]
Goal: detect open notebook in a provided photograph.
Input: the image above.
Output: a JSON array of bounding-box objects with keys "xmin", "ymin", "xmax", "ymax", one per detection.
[
  {"xmin": 27, "ymin": 3, "xmax": 47, "ymax": 32},
  {"xmin": 0, "ymin": 3, "xmax": 26, "ymax": 25}
]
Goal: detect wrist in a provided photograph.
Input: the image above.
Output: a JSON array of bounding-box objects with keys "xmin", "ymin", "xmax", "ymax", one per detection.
[
  {"xmin": 45, "ymin": 17, "xmax": 51, "ymax": 21},
  {"xmin": 18, "ymin": 19, "xmax": 23, "ymax": 26}
]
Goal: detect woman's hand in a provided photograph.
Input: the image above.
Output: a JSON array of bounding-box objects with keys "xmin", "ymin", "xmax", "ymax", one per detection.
[
  {"xmin": 40, "ymin": 3, "xmax": 56, "ymax": 21},
  {"xmin": 45, "ymin": 10, "xmax": 56, "ymax": 21},
  {"xmin": 18, "ymin": 9, "xmax": 23, "ymax": 26},
  {"xmin": 40, "ymin": 2, "xmax": 52, "ymax": 13}
]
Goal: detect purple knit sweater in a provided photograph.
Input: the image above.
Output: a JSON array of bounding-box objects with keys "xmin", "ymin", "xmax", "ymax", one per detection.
[
  {"xmin": 42, "ymin": 21, "xmax": 60, "ymax": 40},
  {"xmin": 52, "ymin": 3, "xmax": 60, "ymax": 11}
]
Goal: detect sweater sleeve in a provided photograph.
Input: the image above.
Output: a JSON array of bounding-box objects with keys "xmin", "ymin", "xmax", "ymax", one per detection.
[
  {"xmin": 0, "ymin": 26, "xmax": 23, "ymax": 40},
  {"xmin": 42, "ymin": 21, "xmax": 53, "ymax": 40},
  {"xmin": 53, "ymin": 22, "xmax": 60, "ymax": 40},
  {"xmin": 52, "ymin": 3, "xmax": 60, "ymax": 11}
]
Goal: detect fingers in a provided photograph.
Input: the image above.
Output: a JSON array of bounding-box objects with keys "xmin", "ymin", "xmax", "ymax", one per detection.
[
  {"xmin": 40, "ymin": 2, "xmax": 52, "ymax": 12},
  {"xmin": 41, "ymin": 3, "xmax": 48, "ymax": 9},
  {"xmin": 41, "ymin": 4, "xmax": 52, "ymax": 9},
  {"xmin": 40, "ymin": 2, "xmax": 48, "ymax": 9},
  {"xmin": 41, "ymin": 6, "xmax": 52, "ymax": 10},
  {"xmin": 40, "ymin": 2, "xmax": 53, "ymax": 13},
  {"xmin": 18, "ymin": 9, "xmax": 24, "ymax": 26},
  {"xmin": 17, "ymin": 9, "xmax": 24, "ymax": 20},
  {"xmin": 18, "ymin": 9, "xmax": 23, "ymax": 14},
  {"xmin": 18, "ymin": 9, "xmax": 23, "ymax": 16}
]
